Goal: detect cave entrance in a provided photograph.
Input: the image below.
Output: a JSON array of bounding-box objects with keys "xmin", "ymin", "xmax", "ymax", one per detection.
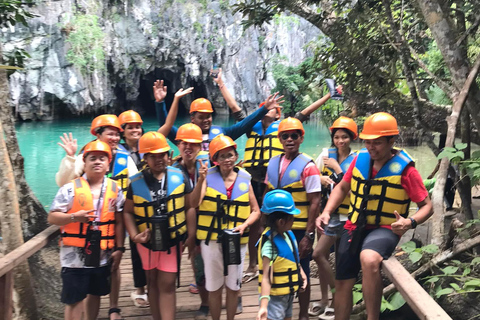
[{"xmin": 138, "ymin": 68, "xmax": 210, "ymax": 120}]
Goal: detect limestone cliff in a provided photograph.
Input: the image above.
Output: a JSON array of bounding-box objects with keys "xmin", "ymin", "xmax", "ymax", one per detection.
[{"xmin": 3, "ymin": 0, "xmax": 319, "ymax": 120}]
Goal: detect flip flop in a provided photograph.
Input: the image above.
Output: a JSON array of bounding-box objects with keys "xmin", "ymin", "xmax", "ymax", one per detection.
[
  {"xmin": 189, "ymin": 283, "xmax": 199, "ymax": 294},
  {"xmin": 318, "ymin": 307, "xmax": 335, "ymax": 320},
  {"xmin": 308, "ymin": 302, "xmax": 327, "ymax": 316},
  {"xmin": 130, "ymin": 292, "xmax": 149, "ymax": 308},
  {"xmin": 241, "ymin": 270, "xmax": 259, "ymax": 283}
]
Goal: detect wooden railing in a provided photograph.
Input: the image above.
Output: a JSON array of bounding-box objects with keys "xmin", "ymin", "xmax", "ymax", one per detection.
[
  {"xmin": 0, "ymin": 226, "xmax": 451, "ymax": 320},
  {"xmin": 0, "ymin": 225, "xmax": 60, "ymax": 320},
  {"xmin": 382, "ymin": 257, "xmax": 452, "ymax": 320}
]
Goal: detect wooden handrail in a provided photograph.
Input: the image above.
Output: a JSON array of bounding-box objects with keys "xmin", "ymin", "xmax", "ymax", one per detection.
[
  {"xmin": 382, "ymin": 257, "xmax": 452, "ymax": 320},
  {"xmin": 0, "ymin": 225, "xmax": 60, "ymax": 277}
]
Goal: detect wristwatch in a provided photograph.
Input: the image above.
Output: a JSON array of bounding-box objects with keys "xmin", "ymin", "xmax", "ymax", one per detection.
[
  {"xmin": 305, "ymin": 231, "xmax": 315, "ymax": 241},
  {"xmin": 114, "ymin": 246, "xmax": 126, "ymax": 253},
  {"xmin": 409, "ymin": 217, "xmax": 417, "ymax": 229}
]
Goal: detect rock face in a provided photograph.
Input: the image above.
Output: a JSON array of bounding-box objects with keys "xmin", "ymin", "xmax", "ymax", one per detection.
[{"xmin": 3, "ymin": 0, "xmax": 320, "ymax": 120}]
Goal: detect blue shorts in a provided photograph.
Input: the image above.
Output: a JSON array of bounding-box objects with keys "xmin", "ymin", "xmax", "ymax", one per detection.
[
  {"xmin": 292, "ymin": 229, "xmax": 312, "ymax": 280},
  {"xmin": 324, "ymin": 219, "xmax": 346, "ymax": 237},
  {"xmin": 267, "ymin": 294, "xmax": 294, "ymax": 320}
]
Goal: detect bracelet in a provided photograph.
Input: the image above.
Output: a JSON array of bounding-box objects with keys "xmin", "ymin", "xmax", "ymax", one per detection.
[
  {"xmin": 114, "ymin": 246, "xmax": 126, "ymax": 253},
  {"xmin": 70, "ymin": 213, "xmax": 75, "ymax": 221},
  {"xmin": 259, "ymin": 295, "xmax": 270, "ymax": 302},
  {"xmin": 219, "ymin": 84, "xmax": 225, "ymax": 90}
]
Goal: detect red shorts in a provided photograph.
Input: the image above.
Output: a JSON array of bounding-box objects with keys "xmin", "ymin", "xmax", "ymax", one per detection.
[{"xmin": 136, "ymin": 243, "xmax": 181, "ymax": 273}]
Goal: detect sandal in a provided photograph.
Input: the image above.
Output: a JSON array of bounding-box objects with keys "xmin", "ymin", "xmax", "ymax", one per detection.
[
  {"xmin": 108, "ymin": 308, "xmax": 125, "ymax": 320},
  {"xmin": 189, "ymin": 283, "xmax": 199, "ymax": 294},
  {"xmin": 241, "ymin": 270, "xmax": 259, "ymax": 284},
  {"xmin": 318, "ymin": 307, "xmax": 335, "ymax": 320},
  {"xmin": 308, "ymin": 302, "xmax": 327, "ymax": 316},
  {"xmin": 194, "ymin": 305, "xmax": 209, "ymax": 320},
  {"xmin": 130, "ymin": 291, "xmax": 149, "ymax": 308}
]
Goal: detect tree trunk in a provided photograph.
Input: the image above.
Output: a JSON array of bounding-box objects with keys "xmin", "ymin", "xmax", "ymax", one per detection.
[
  {"xmin": 0, "ymin": 67, "xmax": 39, "ymax": 319},
  {"xmin": 430, "ymin": 54, "xmax": 480, "ymax": 246},
  {"xmin": 459, "ymin": 108, "xmax": 473, "ymax": 220},
  {"xmin": 416, "ymin": 0, "xmax": 480, "ymax": 131}
]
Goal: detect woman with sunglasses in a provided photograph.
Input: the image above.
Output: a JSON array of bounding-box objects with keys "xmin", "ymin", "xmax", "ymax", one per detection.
[
  {"xmin": 309, "ymin": 117, "xmax": 358, "ymax": 319},
  {"xmin": 191, "ymin": 134, "xmax": 260, "ymax": 320},
  {"xmin": 264, "ymin": 117, "xmax": 322, "ymax": 320}
]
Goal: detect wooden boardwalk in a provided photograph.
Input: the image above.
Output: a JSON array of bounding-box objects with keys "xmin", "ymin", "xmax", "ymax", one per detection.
[{"xmin": 98, "ymin": 244, "xmax": 323, "ymax": 319}]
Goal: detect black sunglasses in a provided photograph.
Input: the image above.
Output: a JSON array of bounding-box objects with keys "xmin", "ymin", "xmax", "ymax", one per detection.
[{"xmin": 280, "ymin": 133, "xmax": 300, "ymax": 140}]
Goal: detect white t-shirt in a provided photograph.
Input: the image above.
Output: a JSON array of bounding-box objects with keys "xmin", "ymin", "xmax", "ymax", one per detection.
[{"xmin": 50, "ymin": 176, "xmax": 125, "ymax": 268}]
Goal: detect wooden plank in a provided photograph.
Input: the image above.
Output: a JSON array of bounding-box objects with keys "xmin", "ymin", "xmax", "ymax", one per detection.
[
  {"xmin": 0, "ymin": 225, "xmax": 59, "ymax": 277},
  {"xmin": 0, "ymin": 271, "xmax": 13, "ymax": 320},
  {"xmin": 382, "ymin": 257, "xmax": 452, "ymax": 320}
]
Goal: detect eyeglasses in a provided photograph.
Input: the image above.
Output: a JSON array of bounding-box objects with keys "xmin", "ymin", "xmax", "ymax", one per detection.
[
  {"xmin": 280, "ymin": 133, "xmax": 300, "ymax": 140},
  {"xmin": 217, "ymin": 152, "xmax": 236, "ymax": 161}
]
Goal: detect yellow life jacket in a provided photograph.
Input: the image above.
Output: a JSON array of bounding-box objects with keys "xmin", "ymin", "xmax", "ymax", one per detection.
[
  {"xmin": 243, "ymin": 120, "xmax": 284, "ymax": 168},
  {"xmin": 197, "ymin": 166, "xmax": 251, "ymax": 245},
  {"xmin": 109, "ymin": 148, "xmax": 130, "ymax": 196},
  {"xmin": 61, "ymin": 177, "xmax": 118, "ymax": 250},
  {"xmin": 349, "ymin": 148, "xmax": 413, "ymax": 226},
  {"xmin": 130, "ymin": 167, "xmax": 187, "ymax": 246},
  {"xmin": 266, "ymin": 153, "xmax": 314, "ymax": 230},
  {"xmin": 321, "ymin": 148, "xmax": 357, "ymax": 216},
  {"xmin": 257, "ymin": 228, "xmax": 301, "ymax": 296}
]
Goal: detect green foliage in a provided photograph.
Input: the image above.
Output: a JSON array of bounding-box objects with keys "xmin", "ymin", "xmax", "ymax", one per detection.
[
  {"xmin": 193, "ymin": 21, "xmax": 203, "ymax": 34},
  {"xmin": 423, "ymin": 255, "xmax": 480, "ymax": 299},
  {"xmin": 272, "ymin": 13, "xmax": 299, "ymax": 30},
  {"xmin": 65, "ymin": 14, "xmax": 106, "ymax": 75},
  {"xmin": 351, "ymin": 284, "xmax": 406, "ymax": 313},
  {"xmin": 401, "ymin": 241, "xmax": 439, "ymax": 264}
]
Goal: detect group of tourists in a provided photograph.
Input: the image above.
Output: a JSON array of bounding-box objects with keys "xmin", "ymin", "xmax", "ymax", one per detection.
[{"xmin": 48, "ymin": 70, "xmax": 433, "ymax": 320}]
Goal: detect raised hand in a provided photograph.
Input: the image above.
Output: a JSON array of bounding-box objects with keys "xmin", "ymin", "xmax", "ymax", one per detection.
[
  {"xmin": 174, "ymin": 87, "xmax": 194, "ymax": 99},
  {"xmin": 58, "ymin": 132, "xmax": 77, "ymax": 157},
  {"xmin": 211, "ymin": 68, "xmax": 223, "ymax": 84},
  {"xmin": 263, "ymin": 92, "xmax": 285, "ymax": 110},
  {"xmin": 153, "ymin": 80, "xmax": 168, "ymax": 102},
  {"xmin": 197, "ymin": 160, "xmax": 208, "ymax": 181}
]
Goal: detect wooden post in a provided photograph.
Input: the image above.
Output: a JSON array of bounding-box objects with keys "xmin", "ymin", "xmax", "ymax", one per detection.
[
  {"xmin": 382, "ymin": 257, "xmax": 452, "ymax": 319},
  {"xmin": 0, "ymin": 270, "xmax": 13, "ymax": 320}
]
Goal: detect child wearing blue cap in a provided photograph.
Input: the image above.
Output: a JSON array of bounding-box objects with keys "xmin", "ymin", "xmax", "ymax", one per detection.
[{"xmin": 257, "ymin": 190, "xmax": 307, "ymax": 320}]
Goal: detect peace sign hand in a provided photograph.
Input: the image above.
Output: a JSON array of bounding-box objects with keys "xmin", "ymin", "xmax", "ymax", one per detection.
[{"xmin": 197, "ymin": 160, "xmax": 208, "ymax": 181}]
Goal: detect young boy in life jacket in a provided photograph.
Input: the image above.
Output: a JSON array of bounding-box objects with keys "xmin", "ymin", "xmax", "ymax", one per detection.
[
  {"xmin": 257, "ymin": 190, "xmax": 307, "ymax": 320},
  {"xmin": 48, "ymin": 141, "xmax": 125, "ymax": 320}
]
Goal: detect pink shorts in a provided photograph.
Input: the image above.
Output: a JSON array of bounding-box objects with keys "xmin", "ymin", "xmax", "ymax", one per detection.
[{"xmin": 136, "ymin": 243, "xmax": 181, "ymax": 273}]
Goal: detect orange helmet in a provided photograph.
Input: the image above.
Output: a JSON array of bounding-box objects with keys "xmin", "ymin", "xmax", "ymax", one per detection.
[
  {"xmin": 190, "ymin": 98, "xmax": 213, "ymax": 113},
  {"xmin": 278, "ymin": 117, "xmax": 305, "ymax": 136},
  {"xmin": 259, "ymin": 101, "xmax": 281, "ymax": 116},
  {"xmin": 118, "ymin": 110, "xmax": 143, "ymax": 126},
  {"xmin": 330, "ymin": 116, "xmax": 358, "ymax": 139},
  {"xmin": 83, "ymin": 140, "xmax": 112, "ymax": 163},
  {"xmin": 359, "ymin": 112, "xmax": 399, "ymax": 140},
  {"xmin": 90, "ymin": 114, "xmax": 123, "ymax": 136},
  {"xmin": 176, "ymin": 123, "xmax": 202, "ymax": 143},
  {"xmin": 209, "ymin": 134, "xmax": 237, "ymax": 160},
  {"xmin": 139, "ymin": 132, "xmax": 171, "ymax": 154}
]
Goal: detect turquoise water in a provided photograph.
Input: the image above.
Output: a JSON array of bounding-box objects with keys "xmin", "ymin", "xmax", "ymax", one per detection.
[{"xmin": 15, "ymin": 116, "xmax": 436, "ymax": 207}]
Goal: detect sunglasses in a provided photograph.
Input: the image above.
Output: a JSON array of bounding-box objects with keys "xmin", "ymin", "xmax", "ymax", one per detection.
[{"xmin": 280, "ymin": 133, "xmax": 300, "ymax": 140}]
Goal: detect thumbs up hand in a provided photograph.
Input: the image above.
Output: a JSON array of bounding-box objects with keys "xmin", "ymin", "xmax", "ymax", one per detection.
[{"xmin": 391, "ymin": 211, "xmax": 411, "ymax": 236}]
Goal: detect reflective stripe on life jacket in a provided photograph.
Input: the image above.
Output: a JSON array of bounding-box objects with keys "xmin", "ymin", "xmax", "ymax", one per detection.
[
  {"xmin": 61, "ymin": 177, "xmax": 118, "ymax": 250},
  {"xmin": 197, "ymin": 166, "xmax": 251, "ymax": 245},
  {"xmin": 130, "ymin": 167, "xmax": 187, "ymax": 246},
  {"xmin": 243, "ymin": 120, "xmax": 284, "ymax": 168},
  {"xmin": 349, "ymin": 148, "xmax": 413, "ymax": 226},
  {"xmin": 266, "ymin": 153, "xmax": 313, "ymax": 230},
  {"xmin": 257, "ymin": 228, "xmax": 301, "ymax": 296}
]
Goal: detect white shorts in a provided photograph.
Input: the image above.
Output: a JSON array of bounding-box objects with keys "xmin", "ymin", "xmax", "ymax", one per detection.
[{"xmin": 200, "ymin": 240, "xmax": 247, "ymax": 292}]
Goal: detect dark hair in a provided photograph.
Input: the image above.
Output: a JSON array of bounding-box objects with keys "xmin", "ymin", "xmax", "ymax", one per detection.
[
  {"xmin": 330, "ymin": 128, "xmax": 355, "ymax": 147},
  {"xmin": 212, "ymin": 148, "xmax": 238, "ymax": 162},
  {"xmin": 266, "ymin": 211, "xmax": 294, "ymax": 231},
  {"xmin": 120, "ymin": 123, "xmax": 144, "ymax": 142}
]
